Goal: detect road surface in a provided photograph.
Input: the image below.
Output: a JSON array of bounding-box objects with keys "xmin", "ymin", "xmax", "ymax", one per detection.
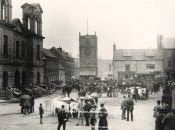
[{"xmin": 0, "ymin": 92, "xmax": 160, "ymax": 130}]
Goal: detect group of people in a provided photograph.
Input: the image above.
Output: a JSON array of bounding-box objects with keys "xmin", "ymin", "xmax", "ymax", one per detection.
[
  {"xmin": 120, "ymin": 95, "xmax": 134, "ymax": 121},
  {"xmin": 19, "ymin": 94, "xmax": 35, "ymax": 115},
  {"xmin": 153, "ymin": 100, "xmax": 175, "ymax": 130},
  {"xmin": 76, "ymin": 99, "xmax": 108, "ymax": 130},
  {"xmin": 38, "ymin": 100, "xmax": 108, "ymax": 130}
]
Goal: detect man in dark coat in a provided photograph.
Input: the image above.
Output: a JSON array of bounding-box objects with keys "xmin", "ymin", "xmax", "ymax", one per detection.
[
  {"xmin": 39, "ymin": 103, "xmax": 44, "ymax": 124},
  {"xmin": 57, "ymin": 105, "xmax": 68, "ymax": 130},
  {"xmin": 126, "ymin": 95, "xmax": 134, "ymax": 121},
  {"xmin": 155, "ymin": 108, "xmax": 164, "ymax": 130},
  {"xmin": 19, "ymin": 95, "xmax": 25, "ymax": 114},
  {"xmin": 98, "ymin": 103, "xmax": 108, "ymax": 130},
  {"xmin": 30, "ymin": 95, "xmax": 35, "ymax": 113},
  {"xmin": 90, "ymin": 105, "xmax": 97, "ymax": 130},
  {"xmin": 162, "ymin": 109, "xmax": 175, "ymax": 130},
  {"xmin": 84, "ymin": 100, "xmax": 92, "ymax": 126}
]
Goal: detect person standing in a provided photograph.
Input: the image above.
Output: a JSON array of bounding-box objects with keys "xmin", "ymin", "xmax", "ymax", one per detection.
[
  {"xmin": 121, "ymin": 96, "xmax": 127, "ymax": 120},
  {"xmin": 90, "ymin": 105, "xmax": 97, "ymax": 130},
  {"xmin": 98, "ymin": 103, "xmax": 108, "ymax": 130},
  {"xmin": 155, "ymin": 108, "xmax": 164, "ymax": 130},
  {"xmin": 39, "ymin": 103, "xmax": 44, "ymax": 124},
  {"xmin": 19, "ymin": 94, "xmax": 25, "ymax": 114},
  {"xmin": 76, "ymin": 99, "xmax": 84, "ymax": 126},
  {"xmin": 30, "ymin": 94, "xmax": 35, "ymax": 113},
  {"xmin": 23, "ymin": 95, "xmax": 31, "ymax": 115},
  {"xmin": 126, "ymin": 95, "xmax": 134, "ymax": 121},
  {"xmin": 57, "ymin": 105, "xmax": 68, "ymax": 130},
  {"xmin": 84, "ymin": 100, "xmax": 92, "ymax": 126},
  {"xmin": 153, "ymin": 100, "xmax": 161, "ymax": 118},
  {"xmin": 162, "ymin": 109, "xmax": 175, "ymax": 130}
]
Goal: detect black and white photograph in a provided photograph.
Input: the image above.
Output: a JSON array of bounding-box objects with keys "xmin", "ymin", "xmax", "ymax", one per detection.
[{"xmin": 0, "ymin": 0, "xmax": 175, "ymax": 130}]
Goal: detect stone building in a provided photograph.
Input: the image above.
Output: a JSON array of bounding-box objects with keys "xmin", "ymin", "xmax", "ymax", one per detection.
[
  {"xmin": 50, "ymin": 47, "xmax": 74, "ymax": 83},
  {"xmin": 158, "ymin": 35, "xmax": 175, "ymax": 80},
  {"xmin": 112, "ymin": 44, "xmax": 163, "ymax": 80},
  {"xmin": 79, "ymin": 32, "xmax": 98, "ymax": 79},
  {"xmin": 63, "ymin": 51, "xmax": 74, "ymax": 82},
  {"xmin": 43, "ymin": 49, "xmax": 60, "ymax": 84},
  {"xmin": 0, "ymin": 1, "xmax": 44, "ymax": 94}
]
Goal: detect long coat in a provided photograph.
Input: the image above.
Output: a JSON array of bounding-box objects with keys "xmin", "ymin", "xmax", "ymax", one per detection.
[
  {"xmin": 98, "ymin": 108, "xmax": 108, "ymax": 130},
  {"xmin": 162, "ymin": 112, "xmax": 175, "ymax": 130}
]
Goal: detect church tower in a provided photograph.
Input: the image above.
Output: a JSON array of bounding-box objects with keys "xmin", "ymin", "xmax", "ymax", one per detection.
[{"xmin": 0, "ymin": 0, "xmax": 12, "ymax": 22}]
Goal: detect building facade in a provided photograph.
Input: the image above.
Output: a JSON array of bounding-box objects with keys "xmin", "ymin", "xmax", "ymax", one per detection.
[
  {"xmin": 0, "ymin": 1, "xmax": 44, "ymax": 93},
  {"xmin": 43, "ymin": 48, "xmax": 60, "ymax": 84},
  {"xmin": 50, "ymin": 47, "xmax": 74, "ymax": 83},
  {"xmin": 79, "ymin": 32, "xmax": 98, "ymax": 79},
  {"xmin": 112, "ymin": 44, "xmax": 163, "ymax": 80},
  {"xmin": 158, "ymin": 35, "xmax": 175, "ymax": 80}
]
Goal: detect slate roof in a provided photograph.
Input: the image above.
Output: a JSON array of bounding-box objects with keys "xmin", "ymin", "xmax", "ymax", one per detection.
[
  {"xmin": 43, "ymin": 48, "xmax": 57, "ymax": 58},
  {"xmin": 113, "ymin": 49, "xmax": 162, "ymax": 61}
]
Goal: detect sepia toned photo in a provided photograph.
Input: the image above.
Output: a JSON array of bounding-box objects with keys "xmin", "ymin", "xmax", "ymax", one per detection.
[{"xmin": 0, "ymin": 0, "xmax": 175, "ymax": 130}]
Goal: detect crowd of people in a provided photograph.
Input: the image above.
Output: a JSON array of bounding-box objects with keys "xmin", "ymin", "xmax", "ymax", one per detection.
[
  {"xmin": 61, "ymin": 76, "xmax": 163, "ymax": 100},
  {"xmin": 153, "ymin": 100, "xmax": 174, "ymax": 130},
  {"xmin": 39, "ymin": 100, "xmax": 108, "ymax": 130},
  {"xmin": 16, "ymin": 75, "xmax": 169, "ymax": 130},
  {"xmin": 19, "ymin": 94, "xmax": 35, "ymax": 115},
  {"xmin": 153, "ymin": 80, "xmax": 175, "ymax": 130}
]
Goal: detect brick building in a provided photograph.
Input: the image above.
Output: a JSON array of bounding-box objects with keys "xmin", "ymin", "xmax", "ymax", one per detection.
[
  {"xmin": 112, "ymin": 44, "xmax": 163, "ymax": 80},
  {"xmin": 0, "ymin": 1, "xmax": 44, "ymax": 93}
]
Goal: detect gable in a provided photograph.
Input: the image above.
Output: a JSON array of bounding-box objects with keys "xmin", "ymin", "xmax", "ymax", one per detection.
[
  {"xmin": 15, "ymin": 22, "xmax": 23, "ymax": 32},
  {"xmin": 12, "ymin": 19, "xmax": 24, "ymax": 33}
]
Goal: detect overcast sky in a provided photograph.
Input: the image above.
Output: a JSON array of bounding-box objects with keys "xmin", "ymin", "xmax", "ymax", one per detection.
[{"xmin": 12, "ymin": 0, "xmax": 175, "ymax": 59}]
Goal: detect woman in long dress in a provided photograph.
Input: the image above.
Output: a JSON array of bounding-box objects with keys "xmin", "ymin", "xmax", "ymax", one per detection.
[{"xmin": 98, "ymin": 103, "xmax": 108, "ymax": 130}]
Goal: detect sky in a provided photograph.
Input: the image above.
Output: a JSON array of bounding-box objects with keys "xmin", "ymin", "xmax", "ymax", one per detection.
[{"xmin": 12, "ymin": 0, "xmax": 175, "ymax": 59}]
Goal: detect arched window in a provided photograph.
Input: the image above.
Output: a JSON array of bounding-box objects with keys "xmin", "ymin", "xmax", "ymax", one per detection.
[
  {"xmin": 1, "ymin": 0, "xmax": 6, "ymax": 20},
  {"xmin": 34, "ymin": 20, "xmax": 38, "ymax": 34},
  {"xmin": 2, "ymin": 71, "xmax": 8, "ymax": 90},
  {"xmin": 22, "ymin": 71, "xmax": 26, "ymax": 87},
  {"xmin": 15, "ymin": 71, "xmax": 20, "ymax": 90},
  {"xmin": 37, "ymin": 45, "xmax": 40, "ymax": 59},
  {"xmin": 28, "ymin": 18, "xmax": 31, "ymax": 30},
  {"xmin": 21, "ymin": 41, "xmax": 25, "ymax": 58},
  {"xmin": 3, "ymin": 35, "xmax": 8, "ymax": 57},
  {"xmin": 16, "ymin": 41, "xmax": 19, "ymax": 58},
  {"xmin": 37, "ymin": 72, "xmax": 40, "ymax": 85},
  {"xmin": 1, "ymin": 0, "xmax": 9, "ymax": 21}
]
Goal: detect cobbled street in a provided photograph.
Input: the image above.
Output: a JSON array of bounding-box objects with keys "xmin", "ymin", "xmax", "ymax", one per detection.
[{"xmin": 0, "ymin": 92, "xmax": 160, "ymax": 130}]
